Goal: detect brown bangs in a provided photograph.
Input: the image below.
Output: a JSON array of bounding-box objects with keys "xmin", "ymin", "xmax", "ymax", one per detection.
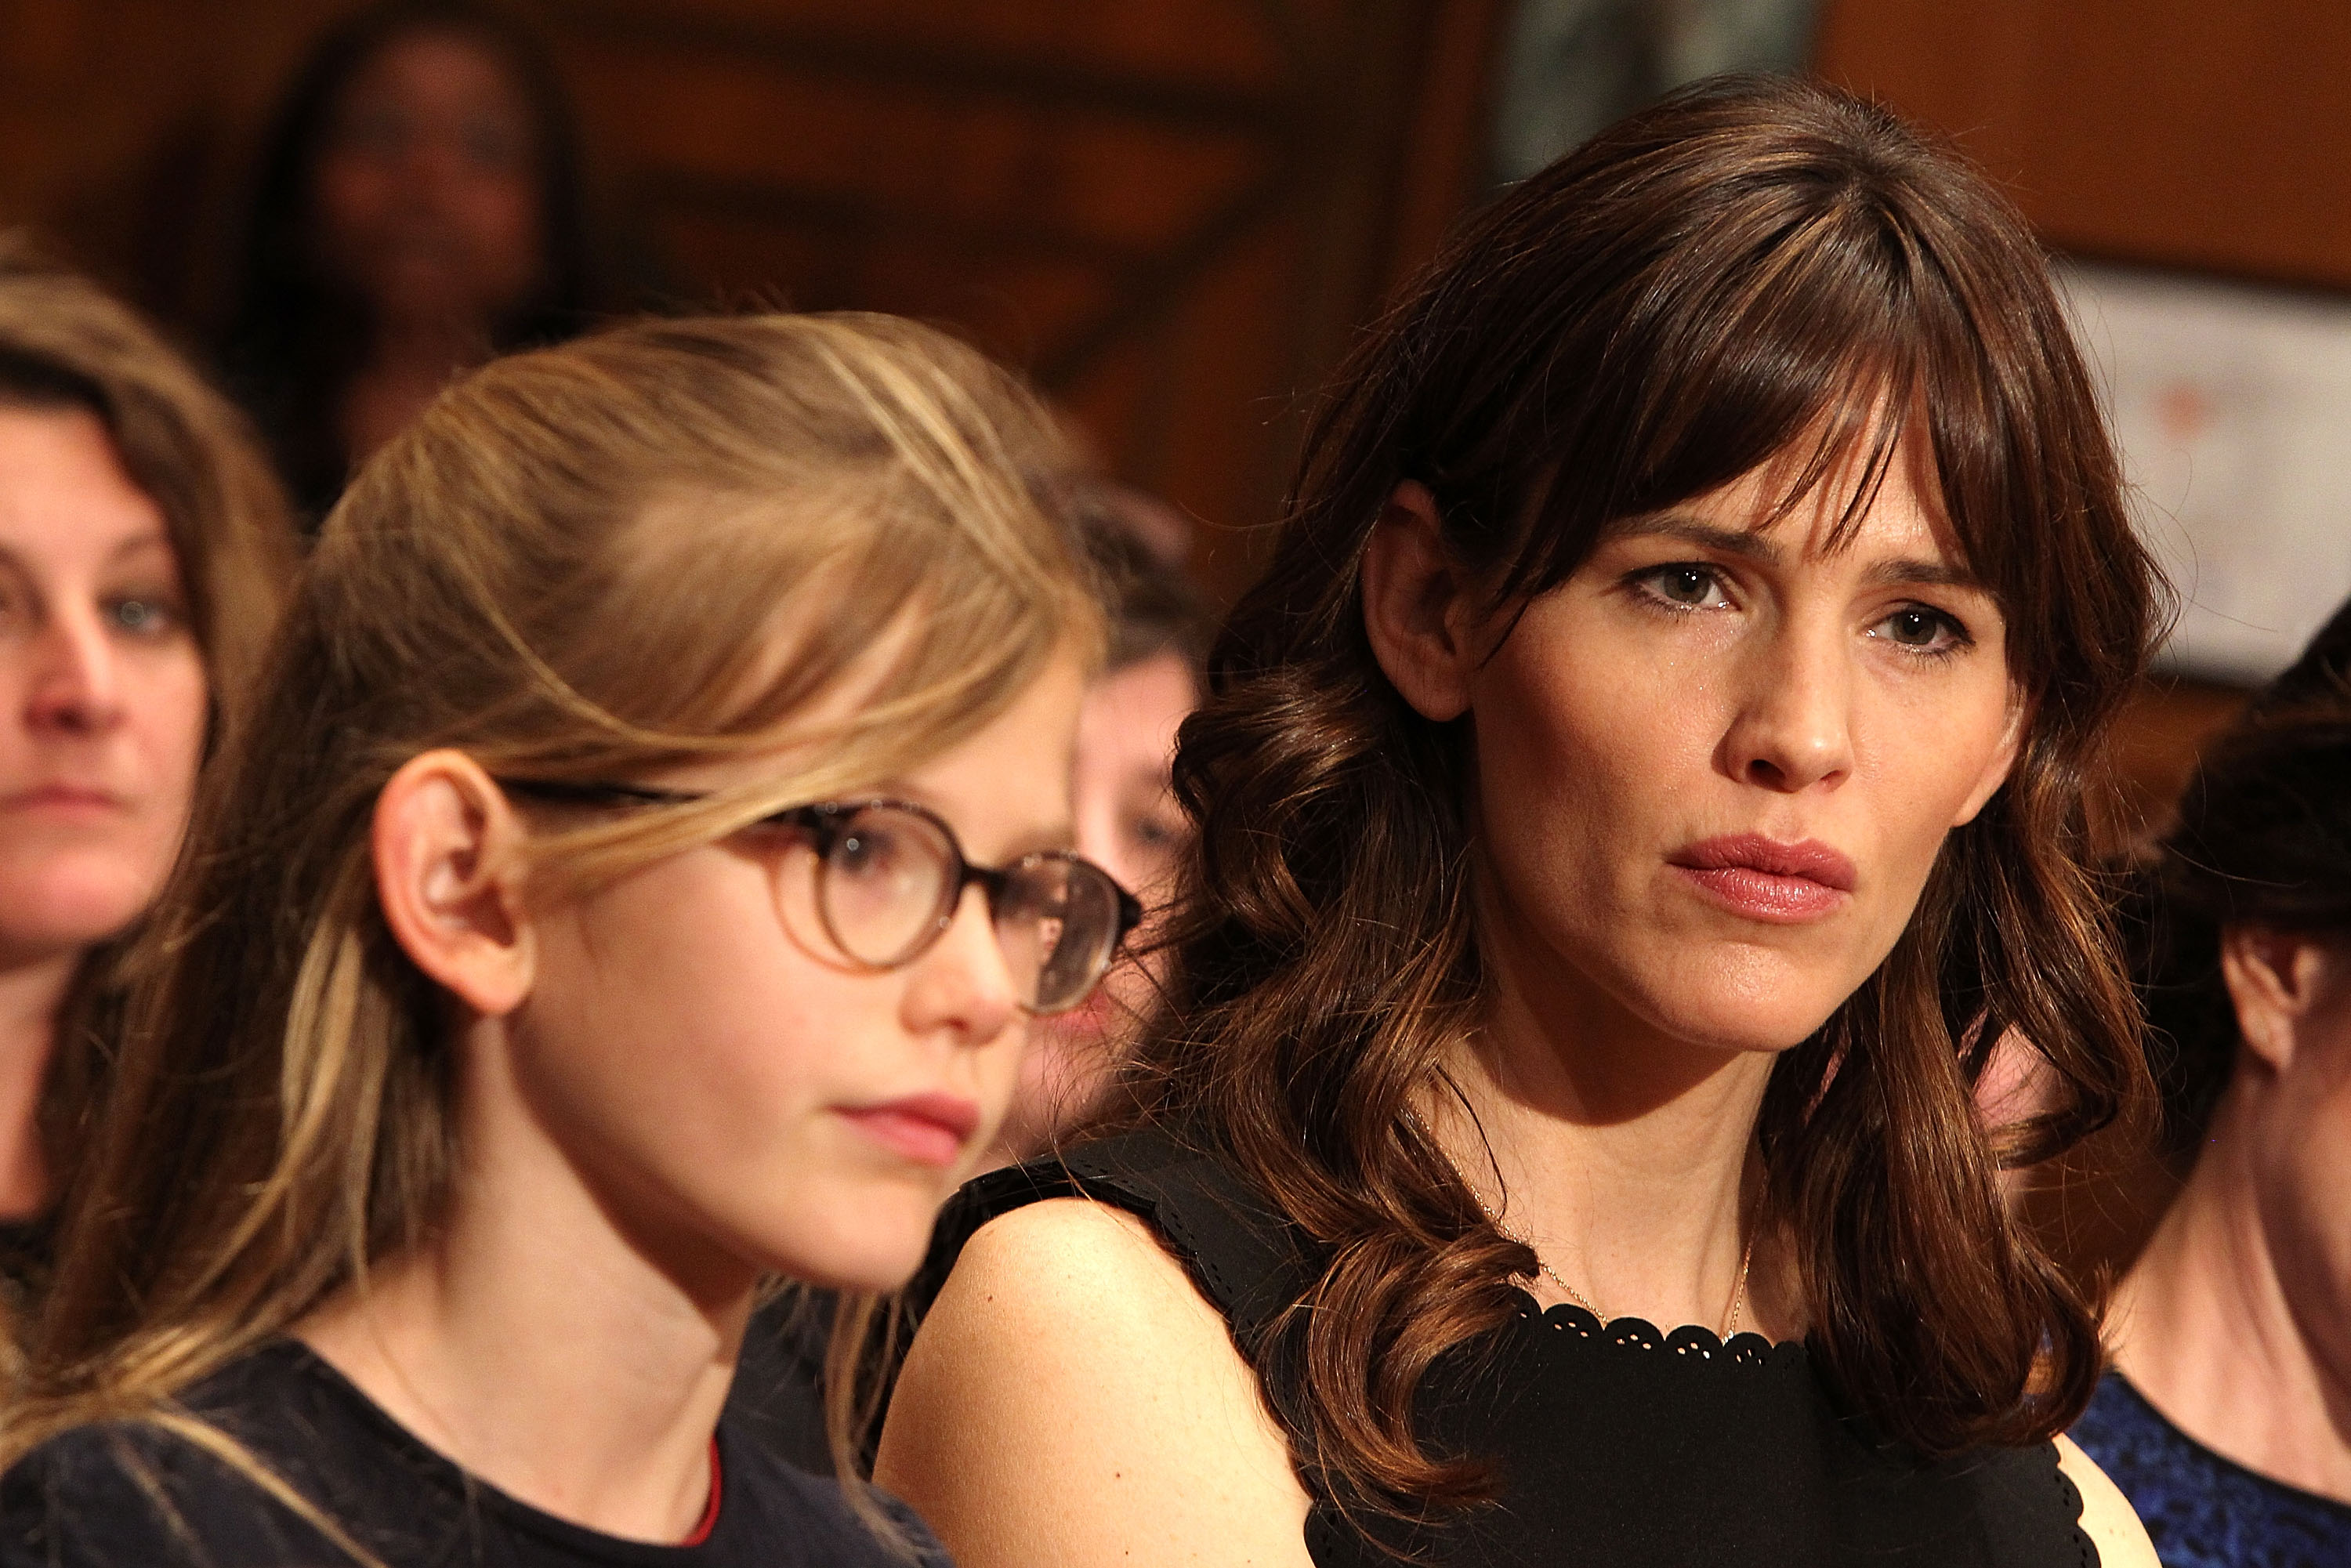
[{"xmin": 1407, "ymin": 86, "xmax": 2139, "ymax": 731}]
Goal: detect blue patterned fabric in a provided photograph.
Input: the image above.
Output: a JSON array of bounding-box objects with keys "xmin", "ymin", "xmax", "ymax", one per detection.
[{"xmin": 2074, "ymin": 1371, "xmax": 2351, "ymax": 1567}]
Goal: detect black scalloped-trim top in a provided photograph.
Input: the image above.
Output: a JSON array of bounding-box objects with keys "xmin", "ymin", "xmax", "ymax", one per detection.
[{"xmin": 914, "ymin": 1126, "xmax": 2097, "ymax": 1568}]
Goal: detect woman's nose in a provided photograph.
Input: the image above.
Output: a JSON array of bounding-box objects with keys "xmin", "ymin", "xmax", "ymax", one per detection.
[
  {"xmin": 1719, "ymin": 620, "xmax": 1854, "ymax": 794},
  {"xmin": 24, "ymin": 608, "xmax": 126, "ymax": 737},
  {"xmin": 901, "ymin": 885, "xmax": 1023, "ymax": 1048}
]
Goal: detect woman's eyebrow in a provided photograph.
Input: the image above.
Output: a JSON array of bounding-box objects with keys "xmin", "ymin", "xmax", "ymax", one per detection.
[
  {"xmin": 1601, "ymin": 516, "xmax": 1781, "ymax": 561},
  {"xmin": 1860, "ymin": 557, "xmax": 1987, "ymax": 592}
]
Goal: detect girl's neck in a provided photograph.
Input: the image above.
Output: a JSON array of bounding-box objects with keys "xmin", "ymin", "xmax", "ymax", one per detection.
[
  {"xmin": 2113, "ymin": 1095, "xmax": 2351, "ymax": 1504},
  {"xmin": 298, "ymin": 1016, "xmax": 755, "ymax": 1543},
  {"xmin": 0, "ymin": 953, "xmax": 75, "ymax": 1221},
  {"xmin": 1425, "ymin": 950, "xmax": 1789, "ymax": 1338}
]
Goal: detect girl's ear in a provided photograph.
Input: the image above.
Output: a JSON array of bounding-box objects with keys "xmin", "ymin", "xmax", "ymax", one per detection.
[
  {"xmin": 371, "ymin": 749, "xmax": 536, "ymax": 1017},
  {"xmin": 1361, "ymin": 480, "xmax": 1480, "ymax": 722}
]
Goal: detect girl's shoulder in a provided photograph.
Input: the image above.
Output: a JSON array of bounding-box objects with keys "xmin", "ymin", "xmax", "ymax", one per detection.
[
  {"xmin": 1, "ymin": 1341, "xmax": 947, "ymax": 1568},
  {"xmin": 0, "ymin": 1341, "xmax": 371, "ymax": 1567}
]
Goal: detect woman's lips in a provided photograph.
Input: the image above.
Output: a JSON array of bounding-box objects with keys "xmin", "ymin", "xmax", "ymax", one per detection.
[
  {"xmin": 0, "ymin": 784, "xmax": 128, "ymax": 817},
  {"xmin": 1668, "ymin": 833, "xmax": 1857, "ymax": 924},
  {"xmin": 836, "ymin": 1092, "xmax": 981, "ymax": 1168}
]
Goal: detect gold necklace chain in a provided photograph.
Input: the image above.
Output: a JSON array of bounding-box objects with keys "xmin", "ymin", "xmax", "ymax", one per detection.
[
  {"xmin": 1407, "ymin": 1108, "xmax": 1757, "ymax": 1339},
  {"xmin": 1467, "ymin": 1184, "xmax": 1755, "ymax": 1340}
]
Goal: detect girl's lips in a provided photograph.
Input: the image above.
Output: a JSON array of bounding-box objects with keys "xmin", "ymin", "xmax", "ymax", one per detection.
[
  {"xmin": 837, "ymin": 1093, "xmax": 981, "ymax": 1169},
  {"xmin": 1668, "ymin": 834, "xmax": 1857, "ymax": 924}
]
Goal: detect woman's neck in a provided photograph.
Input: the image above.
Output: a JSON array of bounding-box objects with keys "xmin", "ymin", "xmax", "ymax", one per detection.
[
  {"xmin": 297, "ymin": 1015, "xmax": 753, "ymax": 1543},
  {"xmin": 0, "ymin": 954, "xmax": 74, "ymax": 1221},
  {"xmin": 2113, "ymin": 1095, "xmax": 2351, "ymax": 1503},
  {"xmin": 340, "ymin": 317, "xmax": 497, "ymax": 465},
  {"xmin": 1425, "ymin": 945, "xmax": 1788, "ymax": 1338}
]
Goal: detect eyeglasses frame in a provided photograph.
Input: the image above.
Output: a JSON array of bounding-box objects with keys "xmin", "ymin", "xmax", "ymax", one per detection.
[{"xmin": 491, "ymin": 777, "xmax": 1143, "ymax": 1011}]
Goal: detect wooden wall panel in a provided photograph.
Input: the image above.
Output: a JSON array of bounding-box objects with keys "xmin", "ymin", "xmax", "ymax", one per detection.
[
  {"xmin": 0, "ymin": 0, "xmax": 1510, "ymax": 605},
  {"xmin": 1815, "ymin": 0, "xmax": 2351, "ymax": 289}
]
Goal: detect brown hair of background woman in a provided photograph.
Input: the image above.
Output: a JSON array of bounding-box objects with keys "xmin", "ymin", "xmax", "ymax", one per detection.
[{"xmin": 0, "ymin": 241, "xmax": 292, "ymax": 1337}]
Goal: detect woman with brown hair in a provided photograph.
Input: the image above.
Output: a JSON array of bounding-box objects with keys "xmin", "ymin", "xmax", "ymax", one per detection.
[
  {"xmin": 0, "ymin": 313, "xmax": 1128, "ymax": 1565},
  {"xmin": 878, "ymin": 77, "xmax": 2161, "ymax": 1566},
  {"xmin": 0, "ymin": 244, "xmax": 292, "ymax": 1320},
  {"xmin": 2074, "ymin": 598, "xmax": 2351, "ymax": 1563}
]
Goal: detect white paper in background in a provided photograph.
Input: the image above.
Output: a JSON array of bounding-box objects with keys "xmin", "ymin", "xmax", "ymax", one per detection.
[{"xmin": 2056, "ymin": 261, "xmax": 2351, "ymax": 684}]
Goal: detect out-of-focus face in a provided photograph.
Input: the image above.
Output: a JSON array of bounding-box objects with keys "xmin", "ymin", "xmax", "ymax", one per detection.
[
  {"xmin": 991, "ymin": 649, "xmax": 1196, "ymax": 1164},
  {"xmin": 1463, "ymin": 437, "xmax": 2023, "ymax": 1059},
  {"xmin": 2247, "ymin": 932, "xmax": 2351, "ymax": 1383},
  {"xmin": 312, "ymin": 30, "xmax": 545, "ymax": 331},
  {"xmin": 514, "ymin": 655, "xmax": 1088, "ymax": 1294},
  {"xmin": 0, "ymin": 406, "xmax": 207, "ymax": 972}
]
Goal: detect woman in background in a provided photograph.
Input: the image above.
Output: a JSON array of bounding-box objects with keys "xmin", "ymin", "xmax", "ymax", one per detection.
[
  {"xmin": 220, "ymin": 0, "xmax": 606, "ymax": 523},
  {"xmin": 0, "ymin": 243, "xmax": 290, "ymax": 1325},
  {"xmin": 2076, "ymin": 598, "xmax": 2351, "ymax": 1564},
  {"xmin": 0, "ymin": 313, "xmax": 1125, "ymax": 1566},
  {"xmin": 880, "ymin": 77, "xmax": 2159, "ymax": 1567},
  {"xmin": 987, "ymin": 513, "xmax": 1208, "ymax": 1165}
]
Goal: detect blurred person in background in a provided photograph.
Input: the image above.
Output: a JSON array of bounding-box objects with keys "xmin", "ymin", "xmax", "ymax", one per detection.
[
  {"xmin": 0, "ymin": 241, "xmax": 292, "ymax": 1342},
  {"xmin": 219, "ymin": 0, "xmax": 607, "ymax": 524},
  {"xmin": 2077, "ymin": 597, "xmax": 2351, "ymax": 1565},
  {"xmin": 985, "ymin": 498, "xmax": 1210, "ymax": 1167}
]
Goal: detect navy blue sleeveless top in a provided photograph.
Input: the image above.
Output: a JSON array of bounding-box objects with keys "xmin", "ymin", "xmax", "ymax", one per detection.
[
  {"xmin": 2072, "ymin": 1371, "xmax": 2351, "ymax": 1568},
  {"xmin": 916, "ymin": 1126, "xmax": 2097, "ymax": 1568}
]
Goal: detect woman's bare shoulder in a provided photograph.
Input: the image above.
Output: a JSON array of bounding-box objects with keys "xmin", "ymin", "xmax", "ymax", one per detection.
[
  {"xmin": 2055, "ymin": 1434, "xmax": 2158, "ymax": 1568},
  {"xmin": 876, "ymin": 1196, "xmax": 1313, "ymax": 1568}
]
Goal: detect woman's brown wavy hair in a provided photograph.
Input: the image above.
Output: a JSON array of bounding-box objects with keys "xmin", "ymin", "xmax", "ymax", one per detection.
[{"xmin": 1109, "ymin": 75, "xmax": 2163, "ymax": 1523}]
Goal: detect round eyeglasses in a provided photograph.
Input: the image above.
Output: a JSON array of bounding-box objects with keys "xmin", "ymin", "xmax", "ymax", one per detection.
[{"xmin": 495, "ymin": 779, "xmax": 1143, "ymax": 1016}]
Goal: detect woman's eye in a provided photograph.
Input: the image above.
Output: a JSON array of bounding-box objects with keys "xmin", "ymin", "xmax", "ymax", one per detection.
[
  {"xmin": 1872, "ymin": 604, "xmax": 1969, "ymax": 655},
  {"xmin": 105, "ymin": 596, "xmax": 183, "ymax": 638},
  {"xmin": 1632, "ymin": 563, "xmax": 1731, "ymax": 610}
]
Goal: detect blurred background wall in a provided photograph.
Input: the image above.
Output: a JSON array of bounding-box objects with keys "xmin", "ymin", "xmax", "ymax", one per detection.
[
  {"xmin": 3, "ymin": 0, "xmax": 2344, "ymax": 816},
  {"xmin": 0, "ymin": 0, "xmax": 1506, "ymax": 606}
]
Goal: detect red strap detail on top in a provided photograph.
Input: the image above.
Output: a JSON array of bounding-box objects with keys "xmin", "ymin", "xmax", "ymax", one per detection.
[{"xmin": 679, "ymin": 1437, "xmax": 723, "ymax": 1548}]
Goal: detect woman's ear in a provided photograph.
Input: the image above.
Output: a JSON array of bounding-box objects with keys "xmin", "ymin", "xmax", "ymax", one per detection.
[
  {"xmin": 2219, "ymin": 925, "xmax": 2335, "ymax": 1075},
  {"xmin": 372, "ymin": 749, "xmax": 535, "ymax": 1017},
  {"xmin": 1951, "ymin": 690, "xmax": 2031, "ymax": 827},
  {"xmin": 1360, "ymin": 480, "xmax": 1480, "ymax": 722}
]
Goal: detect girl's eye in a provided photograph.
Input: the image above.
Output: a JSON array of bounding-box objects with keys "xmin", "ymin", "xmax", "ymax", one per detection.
[
  {"xmin": 1871, "ymin": 604, "xmax": 1970, "ymax": 656},
  {"xmin": 1632, "ymin": 563, "xmax": 1732, "ymax": 610},
  {"xmin": 833, "ymin": 824, "xmax": 906, "ymax": 881}
]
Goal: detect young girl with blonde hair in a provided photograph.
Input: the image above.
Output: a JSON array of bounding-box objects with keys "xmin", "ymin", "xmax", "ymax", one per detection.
[{"xmin": 0, "ymin": 311, "xmax": 1125, "ymax": 1566}]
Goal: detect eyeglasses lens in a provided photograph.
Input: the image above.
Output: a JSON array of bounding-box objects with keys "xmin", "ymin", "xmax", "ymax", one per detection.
[
  {"xmin": 815, "ymin": 805, "xmax": 1124, "ymax": 1012},
  {"xmin": 995, "ymin": 856, "xmax": 1121, "ymax": 1014},
  {"xmin": 819, "ymin": 807, "xmax": 957, "ymax": 966}
]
